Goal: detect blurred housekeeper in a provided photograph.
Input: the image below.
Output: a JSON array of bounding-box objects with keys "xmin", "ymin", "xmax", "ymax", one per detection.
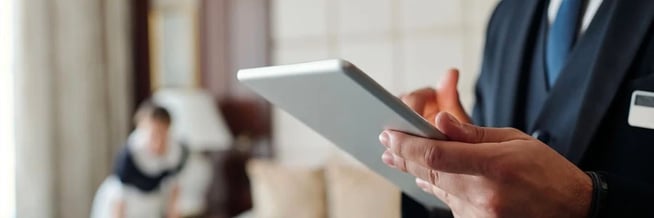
[{"xmin": 92, "ymin": 102, "xmax": 189, "ymax": 218}]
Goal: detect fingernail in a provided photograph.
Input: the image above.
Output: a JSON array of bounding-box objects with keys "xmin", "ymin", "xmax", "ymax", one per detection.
[
  {"xmin": 381, "ymin": 150, "xmax": 395, "ymax": 167},
  {"xmin": 443, "ymin": 113, "xmax": 461, "ymax": 128},
  {"xmin": 379, "ymin": 131, "xmax": 390, "ymax": 148}
]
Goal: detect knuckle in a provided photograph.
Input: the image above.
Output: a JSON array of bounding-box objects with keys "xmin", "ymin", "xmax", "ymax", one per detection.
[
  {"xmin": 488, "ymin": 201, "xmax": 508, "ymax": 217},
  {"xmin": 430, "ymin": 187, "xmax": 451, "ymax": 205},
  {"xmin": 428, "ymin": 169, "xmax": 440, "ymax": 186},
  {"xmin": 476, "ymin": 192, "xmax": 507, "ymax": 217},
  {"xmin": 395, "ymin": 156, "xmax": 408, "ymax": 172},
  {"xmin": 399, "ymin": 161, "xmax": 408, "ymax": 172},
  {"xmin": 391, "ymin": 134, "xmax": 405, "ymax": 155},
  {"xmin": 473, "ymin": 126, "xmax": 488, "ymax": 142},
  {"xmin": 439, "ymin": 189, "xmax": 451, "ymax": 204},
  {"xmin": 504, "ymin": 127, "xmax": 525, "ymax": 137},
  {"xmin": 423, "ymin": 145, "xmax": 443, "ymax": 169},
  {"xmin": 401, "ymin": 92, "xmax": 418, "ymax": 103},
  {"xmin": 421, "ymin": 87, "xmax": 436, "ymax": 95},
  {"xmin": 485, "ymin": 153, "xmax": 518, "ymax": 181}
]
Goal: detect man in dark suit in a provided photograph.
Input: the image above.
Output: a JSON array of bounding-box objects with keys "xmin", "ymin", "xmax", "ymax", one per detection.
[{"xmin": 380, "ymin": 0, "xmax": 654, "ymax": 217}]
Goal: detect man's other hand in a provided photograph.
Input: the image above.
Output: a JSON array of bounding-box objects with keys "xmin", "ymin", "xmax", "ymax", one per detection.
[{"xmin": 399, "ymin": 69, "xmax": 470, "ymax": 124}]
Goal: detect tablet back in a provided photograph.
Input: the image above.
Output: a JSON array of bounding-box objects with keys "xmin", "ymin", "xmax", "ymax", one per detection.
[{"xmin": 238, "ymin": 59, "xmax": 447, "ymax": 209}]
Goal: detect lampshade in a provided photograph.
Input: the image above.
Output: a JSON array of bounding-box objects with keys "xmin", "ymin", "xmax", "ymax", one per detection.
[{"xmin": 153, "ymin": 88, "xmax": 232, "ymax": 151}]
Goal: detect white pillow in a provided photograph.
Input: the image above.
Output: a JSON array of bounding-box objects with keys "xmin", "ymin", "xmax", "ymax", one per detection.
[
  {"xmin": 247, "ymin": 160, "xmax": 327, "ymax": 218},
  {"xmin": 325, "ymin": 154, "xmax": 401, "ymax": 218}
]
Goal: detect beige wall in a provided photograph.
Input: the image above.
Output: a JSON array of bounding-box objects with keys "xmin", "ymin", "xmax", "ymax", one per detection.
[{"xmin": 270, "ymin": 0, "xmax": 499, "ymax": 166}]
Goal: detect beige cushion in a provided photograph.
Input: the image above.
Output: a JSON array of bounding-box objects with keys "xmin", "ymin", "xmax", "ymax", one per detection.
[
  {"xmin": 325, "ymin": 153, "xmax": 401, "ymax": 218},
  {"xmin": 247, "ymin": 160, "xmax": 327, "ymax": 218}
]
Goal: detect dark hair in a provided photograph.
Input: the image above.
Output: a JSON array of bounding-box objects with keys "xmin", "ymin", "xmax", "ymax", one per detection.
[{"xmin": 133, "ymin": 100, "xmax": 172, "ymax": 125}]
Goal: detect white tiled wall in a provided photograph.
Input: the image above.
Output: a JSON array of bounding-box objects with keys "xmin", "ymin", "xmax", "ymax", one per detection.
[
  {"xmin": 271, "ymin": 0, "xmax": 328, "ymax": 39},
  {"xmin": 271, "ymin": 0, "xmax": 499, "ymax": 165},
  {"xmin": 398, "ymin": 0, "xmax": 462, "ymax": 31},
  {"xmin": 337, "ymin": 38, "xmax": 395, "ymax": 91},
  {"xmin": 336, "ymin": 0, "xmax": 393, "ymax": 36},
  {"xmin": 400, "ymin": 34, "xmax": 465, "ymax": 93}
]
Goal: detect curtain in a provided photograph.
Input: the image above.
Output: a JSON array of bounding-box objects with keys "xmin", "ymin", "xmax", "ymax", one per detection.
[{"xmin": 15, "ymin": 0, "xmax": 132, "ymax": 217}]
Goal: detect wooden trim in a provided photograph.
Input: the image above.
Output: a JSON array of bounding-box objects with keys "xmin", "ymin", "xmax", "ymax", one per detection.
[
  {"xmin": 200, "ymin": 0, "xmax": 231, "ymax": 99},
  {"xmin": 147, "ymin": 9, "xmax": 160, "ymax": 90},
  {"xmin": 148, "ymin": 1, "xmax": 202, "ymax": 90},
  {"xmin": 130, "ymin": 0, "xmax": 151, "ymax": 111}
]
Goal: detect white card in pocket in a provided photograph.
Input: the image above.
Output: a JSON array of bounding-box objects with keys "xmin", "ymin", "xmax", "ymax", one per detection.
[{"xmin": 628, "ymin": 90, "xmax": 654, "ymax": 129}]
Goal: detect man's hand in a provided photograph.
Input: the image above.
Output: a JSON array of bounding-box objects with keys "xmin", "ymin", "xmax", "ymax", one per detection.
[
  {"xmin": 400, "ymin": 69, "xmax": 470, "ymax": 124},
  {"xmin": 379, "ymin": 112, "xmax": 592, "ymax": 218}
]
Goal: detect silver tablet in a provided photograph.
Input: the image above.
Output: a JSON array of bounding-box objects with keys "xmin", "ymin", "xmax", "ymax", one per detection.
[{"xmin": 238, "ymin": 59, "xmax": 447, "ymax": 209}]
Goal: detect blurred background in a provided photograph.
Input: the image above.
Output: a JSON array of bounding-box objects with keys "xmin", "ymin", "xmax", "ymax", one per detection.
[{"xmin": 0, "ymin": 0, "xmax": 499, "ymax": 217}]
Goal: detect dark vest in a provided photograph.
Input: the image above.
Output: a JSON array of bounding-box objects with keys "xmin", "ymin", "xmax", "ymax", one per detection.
[
  {"xmin": 519, "ymin": 3, "xmax": 612, "ymax": 155},
  {"xmin": 522, "ymin": 12, "xmax": 549, "ymax": 132}
]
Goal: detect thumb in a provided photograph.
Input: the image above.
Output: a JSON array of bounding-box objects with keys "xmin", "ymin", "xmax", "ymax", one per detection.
[{"xmin": 435, "ymin": 112, "xmax": 527, "ymax": 143}]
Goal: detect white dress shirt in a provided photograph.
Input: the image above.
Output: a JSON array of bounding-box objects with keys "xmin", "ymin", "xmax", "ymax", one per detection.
[{"xmin": 548, "ymin": 0, "xmax": 604, "ymax": 35}]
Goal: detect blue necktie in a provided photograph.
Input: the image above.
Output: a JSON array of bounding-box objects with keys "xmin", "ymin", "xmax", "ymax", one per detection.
[{"xmin": 546, "ymin": 0, "xmax": 583, "ymax": 87}]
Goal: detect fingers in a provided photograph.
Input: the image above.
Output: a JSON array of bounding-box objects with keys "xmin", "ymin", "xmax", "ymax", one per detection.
[
  {"xmin": 417, "ymin": 178, "xmax": 466, "ymax": 213},
  {"xmin": 399, "ymin": 69, "xmax": 471, "ymax": 124},
  {"xmin": 416, "ymin": 178, "xmax": 434, "ymax": 193},
  {"xmin": 435, "ymin": 112, "xmax": 531, "ymax": 143},
  {"xmin": 383, "ymin": 149, "xmax": 465, "ymax": 197},
  {"xmin": 380, "ymin": 130, "xmax": 489, "ymax": 175},
  {"xmin": 436, "ymin": 69, "xmax": 471, "ymax": 123},
  {"xmin": 400, "ymin": 87, "xmax": 436, "ymax": 115},
  {"xmin": 416, "ymin": 178, "xmax": 454, "ymax": 210},
  {"xmin": 417, "ymin": 178, "xmax": 454, "ymax": 203},
  {"xmin": 383, "ymin": 150, "xmax": 439, "ymax": 185},
  {"xmin": 436, "ymin": 68, "xmax": 459, "ymax": 91},
  {"xmin": 436, "ymin": 68, "xmax": 459, "ymax": 96}
]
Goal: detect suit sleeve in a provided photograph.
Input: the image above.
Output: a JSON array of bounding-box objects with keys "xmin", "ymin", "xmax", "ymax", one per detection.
[
  {"xmin": 471, "ymin": 81, "xmax": 486, "ymax": 126},
  {"xmin": 471, "ymin": 0, "xmax": 506, "ymax": 126}
]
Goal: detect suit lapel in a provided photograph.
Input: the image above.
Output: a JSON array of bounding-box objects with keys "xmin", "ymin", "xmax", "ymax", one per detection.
[
  {"xmin": 533, "ymin": 0, "xmax": 654, "ymax": 163},
  {"xmin": 492, "ymin": 0, "xmax": 545, "ymax": 127},
  {"xmin": 567, "ymin": 0, "xmax": 654, "ymax": 163}
]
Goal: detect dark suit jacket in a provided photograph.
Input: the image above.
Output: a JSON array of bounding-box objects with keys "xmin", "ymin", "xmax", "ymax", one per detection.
[
  {"xmin": 473, "ymin": 0, "xmax": 654, "ymax": 216},
  {"xmin": 403, "ymin": 0, "xmax": 654, "ymax": 217}
]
